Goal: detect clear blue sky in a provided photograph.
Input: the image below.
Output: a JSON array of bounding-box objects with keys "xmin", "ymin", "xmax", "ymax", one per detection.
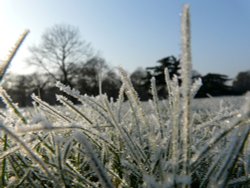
[{"xmin": 0, "ymin": 0, "xmax": 249, "ymax": 78}]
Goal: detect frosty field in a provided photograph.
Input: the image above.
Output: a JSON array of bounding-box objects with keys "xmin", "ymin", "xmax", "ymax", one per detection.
[
  {"xmin": 0, "ymin": 78, "xmax": 249, "ymax": 188},
  {"xmin": 0, "ymin": 5, "xmax": 249, "ymax": 188}
]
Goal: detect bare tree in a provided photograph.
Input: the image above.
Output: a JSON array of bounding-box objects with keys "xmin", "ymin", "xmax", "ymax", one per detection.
[{"xmin": 27, "ymin": 24, "xmax": 93, "ymax": 87}]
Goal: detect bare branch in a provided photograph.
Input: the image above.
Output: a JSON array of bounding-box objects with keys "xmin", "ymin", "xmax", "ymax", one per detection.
[{"xmin": 27, "ymin": 24, "xmax": 93, "ymax": 86}]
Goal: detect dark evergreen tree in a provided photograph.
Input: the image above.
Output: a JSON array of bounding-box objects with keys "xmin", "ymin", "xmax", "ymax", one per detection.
[
  {"xmin": 196, "ymin": 73, "xmax": 232, "ymax": 97},
  {"xmin": 146, "ymin": 56, "xmax": 181, "ymax": 99}
]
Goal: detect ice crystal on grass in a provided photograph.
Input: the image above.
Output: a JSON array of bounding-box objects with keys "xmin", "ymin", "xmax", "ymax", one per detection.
[
  {"xmin": 180, "ymin": 5, "xmax": 192, "ymax": 180},
  {"xmin": 74, "ymin": 132, "xmax": 114, "ymax": 188},
  {"xmin": 0, "ymin": 4, "xmax": 250, "ymax": 188},
  {"xmin": 0, "ymin": 30, "xmax": 29, "ymax": 82}
]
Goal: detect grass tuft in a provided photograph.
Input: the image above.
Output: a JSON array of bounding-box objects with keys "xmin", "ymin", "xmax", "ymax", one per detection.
[{"xmin": 0, "ymin": 5, "xmax": 249, "ymax": 187}]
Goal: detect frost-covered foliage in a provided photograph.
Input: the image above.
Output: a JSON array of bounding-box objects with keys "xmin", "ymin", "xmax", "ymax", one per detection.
[{"xmin": 0, "ymin": 5, "xmax": 250, "ymax": 188}]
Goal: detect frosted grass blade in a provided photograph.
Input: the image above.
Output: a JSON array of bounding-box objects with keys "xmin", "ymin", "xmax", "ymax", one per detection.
[
  {"xmin": 0, "ymin": 30, "xmax": 29, "ymax": 82},
  {"xmin": 181, "ymin": 4, "xmax": 192, "ymax": 180},
  {"xmin": 74, "ymin": 132, "xmax": 114, "ymax": 188}
]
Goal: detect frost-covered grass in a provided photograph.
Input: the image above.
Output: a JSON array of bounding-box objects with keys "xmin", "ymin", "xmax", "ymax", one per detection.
[
  {"xmin": 0, "ymin": 5, "xmax": 250, "ymax": 188},
  {"xmin": 0, "ymin": 91, "xmax": 249, "ymax": 187}
]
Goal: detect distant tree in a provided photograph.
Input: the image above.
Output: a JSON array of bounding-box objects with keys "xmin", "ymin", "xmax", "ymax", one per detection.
[
  {"xmin": 147, "ymin": 56, "xmax": 181, "ymax": 79},
  {"xmin": 130, "ymin": 68, "xmax": 148, "ymax": 85},
  {"xmin": 2, "ymin": 73, "xmax": 57, "ymax": 106},
  {"xmin": 75, "ymin": 57, "xmax": 108, "ymax": 96},
  {"xmin": 28, "ymin": 73, "xmax": 51, "ymax": 98},
  {"xmin": 27, "ymin": 24, "xmax": 93, "ymax": 88},
  {"xmin": 2, "ymin": 74, "xmax": 33, "ymax": 106},
  {"xmin": 196, "ymin": 73, "xmax": 232, "ymax": 97},
  {"xmin": 233, "ymin": 70, "xmax": 250, "ymax": 94},
  {"xmin": 102, "ymin": 70, "xmax": 122, "ymax": 100},
  {"xmin": 130, "ymin": 67, "xmax": 151, "ymax": 100},
  {"xmin": 146, "ymin": 56, "xmax": 181, "ymax": 98}
]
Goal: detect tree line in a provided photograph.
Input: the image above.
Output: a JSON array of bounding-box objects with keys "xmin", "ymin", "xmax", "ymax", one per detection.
[
  {"xmin": 1, "ymin": 24, "xmax": 249, "ymax": 107},
  {"xmin": 130, "ymin": 56, "xmax": 250, "ymax": 100},
  {"xmin": 2, "ymin": 58, "xmax": 122, "ymax": 107}
]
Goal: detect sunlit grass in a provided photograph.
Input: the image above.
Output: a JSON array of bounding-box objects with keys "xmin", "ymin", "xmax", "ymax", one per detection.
[{"xmin": 0, "ymin": 5, "xmax": 249, "ymax": 188}]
